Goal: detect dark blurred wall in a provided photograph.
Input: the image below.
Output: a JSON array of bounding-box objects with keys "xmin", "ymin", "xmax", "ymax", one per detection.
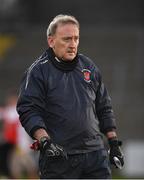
[
  {"xmin": 0, "ymin": 0, "xmax": 144, "ymax": 29},
  {"xmin": 20, "ymin": 0, "xmax": 144, "ymax": 25}
]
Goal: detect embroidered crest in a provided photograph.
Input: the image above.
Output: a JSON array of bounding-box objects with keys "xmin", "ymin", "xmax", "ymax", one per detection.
[{"xmin": 82, "ymin": 69, "xmax": 91, "ymax": 82}]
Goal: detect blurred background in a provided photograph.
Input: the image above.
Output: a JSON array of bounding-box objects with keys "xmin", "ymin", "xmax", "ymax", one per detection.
[{"xmin": 0, "ymin": 0, "xmax": 144, "ymax": 178}]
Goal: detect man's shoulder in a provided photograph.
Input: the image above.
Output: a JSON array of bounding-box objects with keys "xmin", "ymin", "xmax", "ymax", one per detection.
[
  {"xmin": 34, "ymin": 49, "xmax": 50, "ymax": 66},
  {"xmin": 79, "ymin": 53, "xmax": 95, "ymax": 64},
  {"xmin": 78, "ymin": 53, "xmax": 99, "ymax": 70},
  {"xmin": 28, "ymin": 49, "xmax": 50, "ymax": 71}
]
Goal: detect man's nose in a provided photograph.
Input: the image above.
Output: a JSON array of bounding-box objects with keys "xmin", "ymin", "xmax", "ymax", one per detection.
[{"xmin": 69, "ymin": 39, "xmax": 77, "ymax": 47}]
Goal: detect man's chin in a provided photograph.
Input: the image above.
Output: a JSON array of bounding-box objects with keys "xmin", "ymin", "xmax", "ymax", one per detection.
[{"xmin": 65, "ymin": 54, "xmax": 76, "ymax": 61}]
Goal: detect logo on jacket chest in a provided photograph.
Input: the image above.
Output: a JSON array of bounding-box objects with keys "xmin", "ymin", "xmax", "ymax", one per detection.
[{"xmin": 81, "ymin": 69, "xmax": 91, "ymax": 83}]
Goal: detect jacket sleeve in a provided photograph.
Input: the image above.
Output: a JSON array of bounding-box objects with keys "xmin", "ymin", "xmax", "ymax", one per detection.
[
  {"xmin": 16, "ymin": 65, "xmax": 47, "ymax": 138},
  {"xmin": 95, "ymin": 70, "xmax": 116, "ymax": 134}
]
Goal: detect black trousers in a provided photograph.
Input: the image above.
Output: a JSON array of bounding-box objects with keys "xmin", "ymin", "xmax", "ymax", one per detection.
[{"xmin": 39, "ymin": 149, "xmax": 111, "ymax": 179}]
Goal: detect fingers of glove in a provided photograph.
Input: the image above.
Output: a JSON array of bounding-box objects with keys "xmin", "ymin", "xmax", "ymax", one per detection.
[
  {"xmin": 50, "ymin": 144, "xmax": 63, "ymax": 155},
  {"xmin": 110, "ymin": 146, "xmax": 123, "ymax": 157},
  {"xmin": 45, "ymin": 147, "xmax": 61, "ymax": 157},
  {"xmin": 113, "ymin": 157, "xmax": 122, "ymax": 169},
  {"xmin": 116, "ymin": 155, "xmax": 124, "ymax": 166},
  {"xmin": 55, "ymin": 144, "xmax": 67, "ymax": 156},
  {"xmin": 45, "ymin": 143, "xmax": 67, "ymax": 158},
  {"xmin": 45, "ymin": 149, "xmax": 56, "ymax": 157},
  {"xmin": 110, "ymin": 147, "xmax": 124, "ymax": 168},
  {"xmin": 113, "ymin": 156, "xmax": 124, "ymax": 169}
]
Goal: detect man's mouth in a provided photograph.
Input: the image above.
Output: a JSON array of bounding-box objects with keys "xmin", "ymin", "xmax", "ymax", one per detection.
[{"xmin": 67, "ymin": 50, "xmax": 75, "ymax": 54}]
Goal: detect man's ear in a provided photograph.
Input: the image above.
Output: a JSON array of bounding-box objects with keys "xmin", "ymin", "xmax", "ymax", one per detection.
[{"xmin": 48, "ymin": 36, "xmax": 54, "ymax": 48}]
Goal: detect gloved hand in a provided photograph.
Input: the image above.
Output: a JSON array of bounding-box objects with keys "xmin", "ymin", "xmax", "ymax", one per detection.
[
  {"xmin": 108, "ymin": 138, "xmax": 124, "ymax": 169},
  {"xmin": 39, "ymin": 136, "xmax": 67, "ymax": 158}
]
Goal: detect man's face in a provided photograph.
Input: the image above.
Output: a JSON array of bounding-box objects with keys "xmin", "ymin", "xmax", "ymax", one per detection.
[{"xmin": 48, "ymin": 23, "xmax": 79, "ymax": 61}]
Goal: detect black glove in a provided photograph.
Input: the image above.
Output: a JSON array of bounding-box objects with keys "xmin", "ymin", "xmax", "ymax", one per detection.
[
  {"xmin": 109, "ymin": 138, "xmax": 124, "ymax": 169},
  {"xmin": 40, "ymin": 136, "xmax": 67, "ymax": 159}
]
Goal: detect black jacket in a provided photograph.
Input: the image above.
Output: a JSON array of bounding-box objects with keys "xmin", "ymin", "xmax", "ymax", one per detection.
[{"xmin": 17, "ymin": 48, "xmax": 116, "ymax": 154}]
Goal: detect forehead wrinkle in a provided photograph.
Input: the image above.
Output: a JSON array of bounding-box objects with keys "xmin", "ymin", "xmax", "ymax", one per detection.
[{"xmin": 55, "ymin": 24, "xmax": 79, "ymax": 36}]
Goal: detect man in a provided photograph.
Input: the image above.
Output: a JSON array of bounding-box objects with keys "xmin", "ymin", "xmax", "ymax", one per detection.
[{"xmin": 17, "ymin": 14, "xmax": 124, "ymax": 179}]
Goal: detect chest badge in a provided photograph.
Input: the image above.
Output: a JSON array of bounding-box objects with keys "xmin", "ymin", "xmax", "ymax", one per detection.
[{"xmin": 82, "ymin": 69, "xmax": 91, "ymax": 83}]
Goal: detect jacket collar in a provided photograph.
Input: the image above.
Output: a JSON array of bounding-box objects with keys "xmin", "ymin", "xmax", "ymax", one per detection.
[{"xmin": 47, "ymin": 48, "xmax": 78, "ymax": 72}]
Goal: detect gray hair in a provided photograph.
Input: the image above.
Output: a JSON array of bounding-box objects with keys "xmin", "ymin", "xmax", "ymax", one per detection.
[{"xmin": 47, "ymin": 14, "xmax": 80, "ymax": 37}]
